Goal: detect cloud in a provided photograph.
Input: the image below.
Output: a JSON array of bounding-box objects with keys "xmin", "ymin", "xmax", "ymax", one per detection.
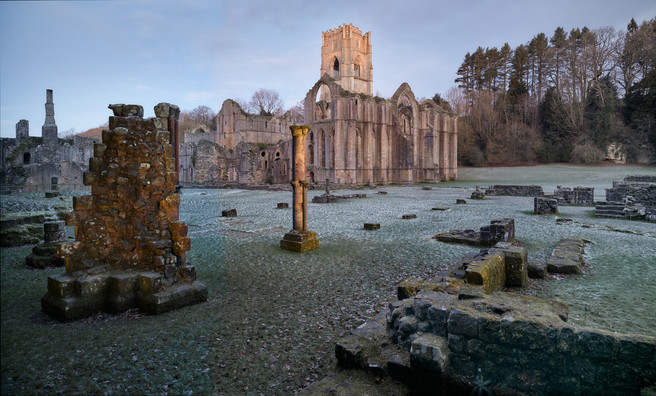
[{"xmin": 183, "ymin": 91, "xmax": 220, "ymax": 103}]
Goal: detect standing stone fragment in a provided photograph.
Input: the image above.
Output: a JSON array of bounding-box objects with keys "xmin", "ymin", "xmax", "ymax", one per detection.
[{"xmin": 42, "ymin": 103, "xmax": 207, "ymax": 320}]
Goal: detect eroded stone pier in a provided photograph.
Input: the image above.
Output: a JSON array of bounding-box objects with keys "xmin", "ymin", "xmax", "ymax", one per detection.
[
  {"xmin": 41, "ymin": 103, "xmax": 207, "ymax": 320},
  {"xmin": 280, "ymin": 126, "xmax": 318, "ymax": 252}
]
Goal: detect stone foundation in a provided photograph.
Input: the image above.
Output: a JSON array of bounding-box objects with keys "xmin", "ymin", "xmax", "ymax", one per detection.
[
  {"xmin": 41, "ymin": 103, "xmax": 207, "ymax": 321},
  {"xmin": 334, "ymin": 248, "xmax": 656, "ymax": 395}
]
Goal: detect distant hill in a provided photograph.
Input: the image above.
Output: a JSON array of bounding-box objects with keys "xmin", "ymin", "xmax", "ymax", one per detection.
[{"xmin": 76, "ymin": 125, "xmax": 105, "ymax": 138}]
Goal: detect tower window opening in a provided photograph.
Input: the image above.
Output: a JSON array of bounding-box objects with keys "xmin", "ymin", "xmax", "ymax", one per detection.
[
  {"xmin": 354, "ymin": 63, "xmax": 360, "ymax": 77},
  {"xmin": 333, "ymin": 58, "xmax": 340, "ymax": 78}
]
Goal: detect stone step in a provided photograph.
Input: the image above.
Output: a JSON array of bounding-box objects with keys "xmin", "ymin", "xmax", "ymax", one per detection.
[{"xmin": 595, "ymin": 212, "xmax": 625, "ymax": 218}]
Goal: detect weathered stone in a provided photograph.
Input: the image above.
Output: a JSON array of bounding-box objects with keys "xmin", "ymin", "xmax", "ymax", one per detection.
[
  {"xmin": 527, "ymin": 260, "xmax": 547, "ymax": 279},
  {"xmin": 546, "ymin": 236, "xmax": 588, "ymax": 275},
  {"xmin": 410, "ymin": 333, "xmax": 449, "ymax": 374},
  {"xmin": 491, "ymin": 242, "xmax": 528, "ymax": 287},
  {"xmin": 464, "ymin": 251, "xmax": 505, "ymax": 293},
  {"xmin": 398, "ymin": 277, "xmax": 424, "ymax": 299},
  {"xmin": 534, "ymin": 197, "xmax": 558, "ymax": 214},
  {"xmin": 363, "ymin": 223, "xmax": 380, "ymax": 230},
  {"xmin": 222, "ymin": 209, "xmax": 237, "ymax": 217}
]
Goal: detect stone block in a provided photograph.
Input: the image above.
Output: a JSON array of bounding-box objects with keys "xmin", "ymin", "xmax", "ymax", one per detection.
[
  {"xmin": 410, "ymin": 333, "xmax": 449, "ymax": 374},
  {"xmin": 222, "ymin": 209, "xmax": 237, "ymax": 217},
  {"xmin": 398, "ymin": 277, "xmax": 423, "ymax": 300},
  {"xmin": 534, "ymin": 197, "xmax": 558, "ymax": 214},
  {"xmin": 447, "ymin": 308, "xmax": 479, "ymax": 338},
  {"xmin": 73, "ymin": 195, "xmax": 94, "ymax": 212},
  {"xmin": 155, "ymin": 130, "xmax": 170, "ymax": 144},
  {"xmin": 335, "ymin": 334, "xmax": 367, "ymax": 369},
  {"xmin": 427, "ymin": 304, "xmax": 450, "ymax": 336},
  {"xmin": 491, "ymin": 242, "xmax": 528, "ymax": 287},
  {"xmin": 176, "ymin": 265, "xmax": 197, "ymax": 282},
  {"xmin": 47, "ymin": 273, "xmax": 76, "ymax": 298},
  {"xmin": 465, "ymin": 251, "xmax": 506, "ymax": 293},
  {"xmin": 527, "ymin": 260, "xmax": 547, "ymax": 279},
  {"xmin": 169, "ymin": 221, "xmax": 188, "ymax": 237},
  {"xmin": 82, "ymin": 171, "xmax": 96, "ymax": 186},
  {"xmin": 138, "ymin": 272, "xmax": 164, "ymax": 295},
  {"xmin": 139, "ymin": 281, "xmax": 207, "ymax": 315},
  {"xmin": 76, "ymin": 274, "xmax": 109, "ymax": 297},
  {"xmin": 93, "ymin": 143, "xmax": 106, "ymax": 158}
]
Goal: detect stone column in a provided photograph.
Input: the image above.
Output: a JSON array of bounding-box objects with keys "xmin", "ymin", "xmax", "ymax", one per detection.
[{"xmin": 281, "ymin": 125, "xmax": 319, "ymax": 252}]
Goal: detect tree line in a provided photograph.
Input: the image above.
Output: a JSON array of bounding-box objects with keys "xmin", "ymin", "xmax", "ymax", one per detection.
[{"xmin": 450, "ymin": 17, "xmax": 656, "ymax": 165}]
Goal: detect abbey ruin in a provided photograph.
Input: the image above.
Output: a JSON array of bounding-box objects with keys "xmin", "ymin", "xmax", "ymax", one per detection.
[
  {"xmin": 0, "ymin": 90, "xmax": 97, "ymax": 192},
  {"xmin": 178, "ymin": 24, "xmax": 458, "ymax": 187}
]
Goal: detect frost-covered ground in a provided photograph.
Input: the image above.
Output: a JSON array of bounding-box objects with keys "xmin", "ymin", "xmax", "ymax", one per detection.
[
  {"xmin": 184, "ymin": 163, "xmax": 655, "ymax": 337},
  {"xmin": 1, "ymin": 164, "xmax": 654, "ymax": 394}
]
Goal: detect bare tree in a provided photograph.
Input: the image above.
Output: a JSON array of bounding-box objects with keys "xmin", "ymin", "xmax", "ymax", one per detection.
[
  {"xmin": 188, "ymin": 105, "xmax": 216, "ymax": 126},
  {"xmin": 285, "ymin": 101, "xmax": 305, "ymax": 124},
  {"xmin": 234, "ymin": 98, "xmax": 253, "ymax": 113},
  {"xmin": 249, "ymin": 89, "xmax": 284, "ymax": 116}
]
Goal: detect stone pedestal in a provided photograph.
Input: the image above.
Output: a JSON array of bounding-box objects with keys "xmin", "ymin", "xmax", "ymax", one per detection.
[{"xmin": 281, "ymin": 126, "xmax": 318, "ymax": 252}]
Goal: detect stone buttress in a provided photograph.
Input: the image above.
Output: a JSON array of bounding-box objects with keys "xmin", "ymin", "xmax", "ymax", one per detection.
[{"xmin": 42, "ymin": 104, "xmax": 207, "ymax": 320}]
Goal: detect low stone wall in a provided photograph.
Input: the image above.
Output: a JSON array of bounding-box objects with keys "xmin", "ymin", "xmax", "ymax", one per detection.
[
  {"xmin": 484, "ymin": 185, "xmax": 544, "ymax": 196},
  {"xmin": 552, "ymin": 186, "xmax": 594, "ymax": 206}
]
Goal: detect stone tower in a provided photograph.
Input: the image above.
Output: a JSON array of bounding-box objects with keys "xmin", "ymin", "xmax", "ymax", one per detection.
[
  {"xmin": 42, "ymin": 89, "xmax": 58, "ymax": 145},
  {"xmin": 320, "ymin": 23, "xmax": 373, "ymax": 101},
  {"xmin": 16, "ymin": 119, "xmax": 29, "ymax": 140}
]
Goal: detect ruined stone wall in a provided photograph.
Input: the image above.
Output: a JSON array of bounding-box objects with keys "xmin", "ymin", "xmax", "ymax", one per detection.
[
  {"xmin": 485, "ymin": 185, "xmax": 544, "ymax": 196},
  {"xmin": 387, "ymin": 290, "xmax": 656, "ymax": 394},
  {"xmin": 216, "ymin": 99, "xmax": 288, "ymax": 150},
  {"xmin": 303, "ymin": 75, "xmax": 457, "ymax": 187},
  {"xmin": 607, "ymin": 176, "xmax": 656, "ymax": 206},
  {"xmin": 42, "ymin": 103, "xmax": 206, "ymax": 320},
  {"xmin": 552, "ymin": 186, "xmax": 594, "ymax": 206},
  {"xmin": 0, "ymin": 90, "xmax": 97, "ymax": 192}
]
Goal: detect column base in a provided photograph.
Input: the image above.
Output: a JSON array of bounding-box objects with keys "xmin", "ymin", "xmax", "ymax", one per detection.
[{"xmin": 280, "ymin": 230, "xmax": 319, "ymax": 252}]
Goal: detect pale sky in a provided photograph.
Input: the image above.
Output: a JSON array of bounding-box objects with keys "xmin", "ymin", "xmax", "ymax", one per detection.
[{"xmin": 1, "ymin": 0, "xmax": 654, "ymax": 138}]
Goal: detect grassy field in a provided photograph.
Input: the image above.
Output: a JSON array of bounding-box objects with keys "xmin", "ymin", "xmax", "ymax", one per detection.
[{"xmin": 1, "ymin": 164, "xmax": 655, "ymax": 394}]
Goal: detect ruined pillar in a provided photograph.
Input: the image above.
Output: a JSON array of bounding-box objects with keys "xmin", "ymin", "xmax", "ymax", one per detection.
[
  {"xmin": 41, "ymin": 103, "xmax": 207, "ymax": 321},
  {"xmin": 280, "ymin": 125, "xmax": 319, "ymax": 252},
  {"xmin": 16, "ymin": 119, "xmax": 29, "ymax": 140},
  {"xmin": 42, "ymin": 89, "xmax": 58, "ymax": 146}
]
